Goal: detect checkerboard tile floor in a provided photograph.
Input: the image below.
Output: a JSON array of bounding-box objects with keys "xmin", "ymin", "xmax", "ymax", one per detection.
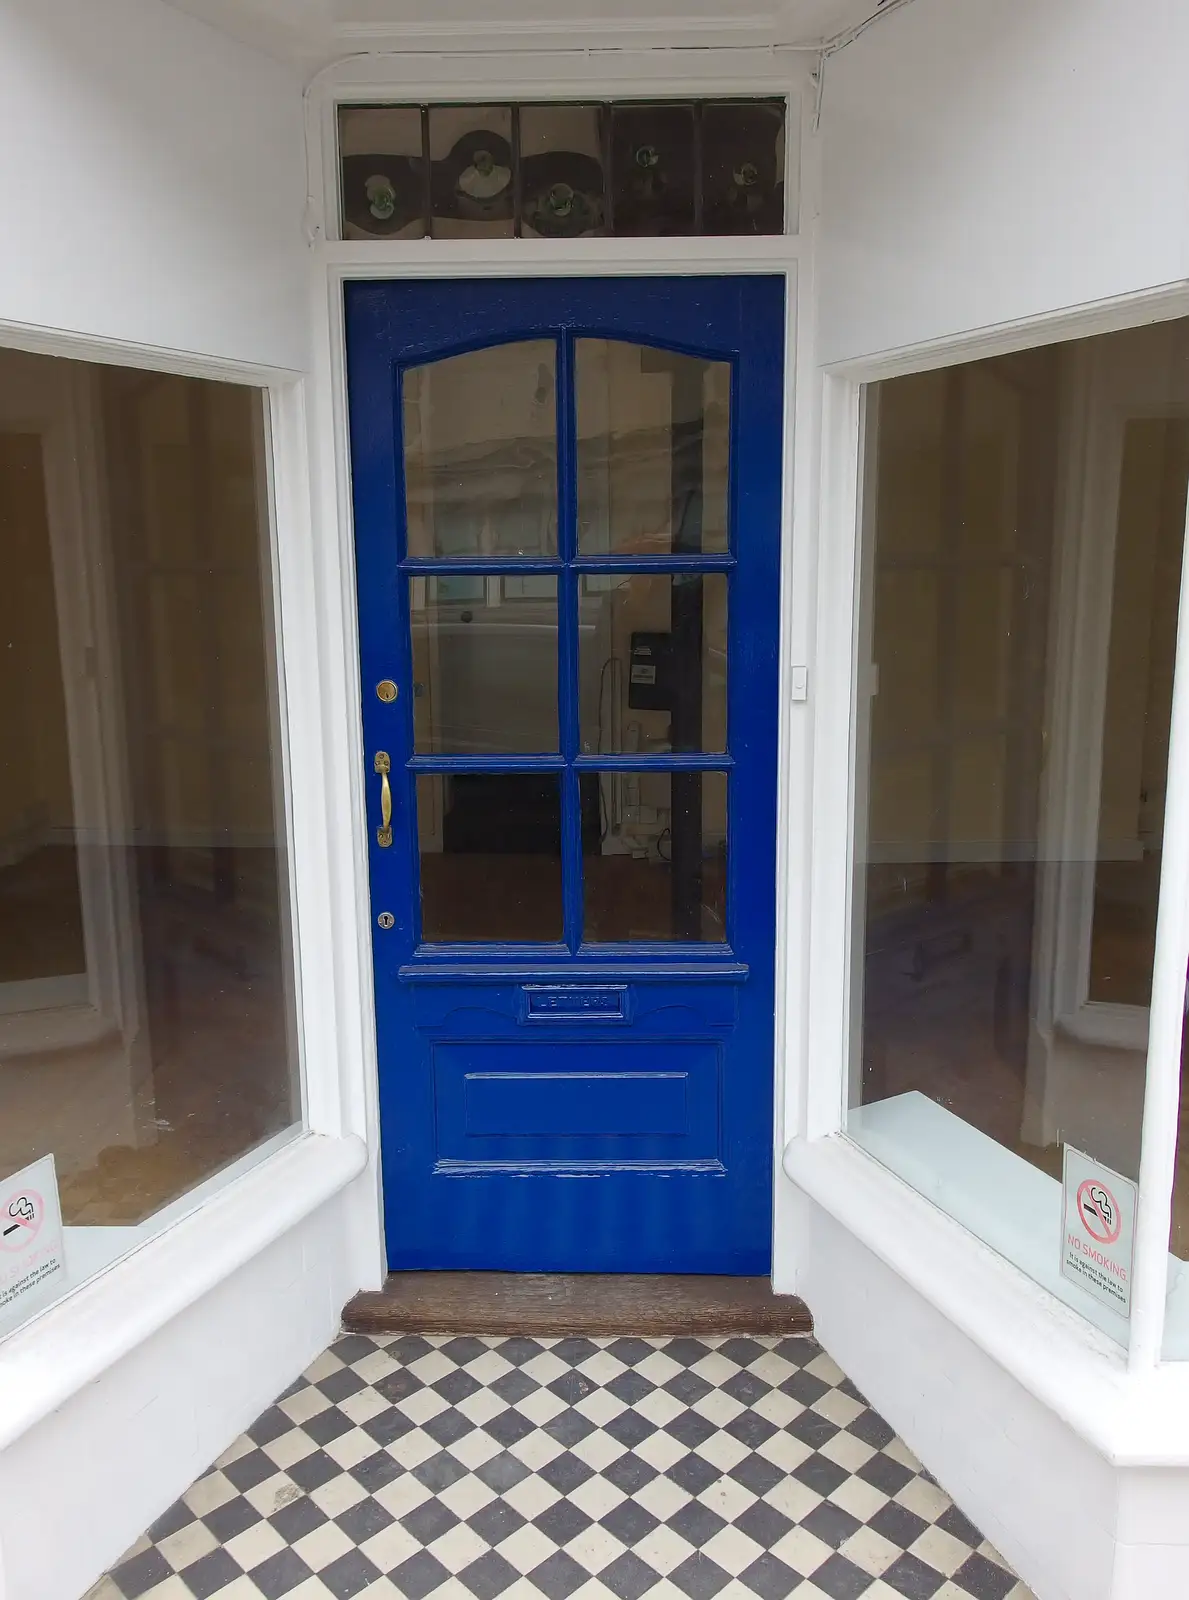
[{"xmin": 88, "ymin": 1334, "xmax": 1034, "ymax": 1600}]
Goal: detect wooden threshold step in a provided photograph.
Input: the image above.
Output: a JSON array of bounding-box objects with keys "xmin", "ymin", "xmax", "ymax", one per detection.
[{"xmin": 343, "ymin": 1273, "xmax": 813, "ymax": 1337}]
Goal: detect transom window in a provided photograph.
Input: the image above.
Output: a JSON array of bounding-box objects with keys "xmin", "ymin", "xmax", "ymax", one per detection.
[{"xmin": 338, "ymin": 100, "xmax": 788, "ymax": 240}]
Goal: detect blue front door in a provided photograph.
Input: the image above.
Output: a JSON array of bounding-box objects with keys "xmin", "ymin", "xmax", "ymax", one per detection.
[{"xmin": 347, "ymin": 276, "xmax": 784, "ymax": 1272}]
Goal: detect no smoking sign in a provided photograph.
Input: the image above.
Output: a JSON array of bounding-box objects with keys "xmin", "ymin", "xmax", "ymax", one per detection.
[
  {"xmin": 1077, "ymin": 1179, "xmax": 1121, "ymax": 1246},
  {"xmin": 0, "ymin": 1155, "xmax": 65, "ymax": 1330},
  {"xmin": 1061, "ymin": 1147, "xmax": 1136, "ymax": 1318},
  {"xmin": 1, "ymin": 1188, "xmax": 44, "ymax": 1252}
]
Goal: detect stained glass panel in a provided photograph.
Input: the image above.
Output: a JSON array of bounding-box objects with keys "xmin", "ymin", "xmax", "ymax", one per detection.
[
  {"xmin": 428, "ymin": 105, "xmax": 515, "ymax": 238},
  {"xmin": 609, "ymin": 104, "xmax": 696, "ymax": 236},
  {"xmin": 519, "ymin": 105, "xmax": 606, "ymax": 238},
  {"xmin": 338, "ymin": 99, "xmax": 789, "ymax": 240},
  {"xmin": 339, "ymin": 105, "xmax": 426, "ymax": 239},
  {"xmin": 702, "ymin": 100, "xmax": 785, "ymax": 237}
]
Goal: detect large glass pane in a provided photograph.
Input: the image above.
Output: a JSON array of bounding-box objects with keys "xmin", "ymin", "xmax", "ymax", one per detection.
[
  {"xmin": 411, "ymin": 575, "xmax": 558, "ymax": 754},
  {"xmin": 849, "ymin": 323, "xmax": 1189, "ymax": 1347},
  {"xmin": 0, "ymin": 351, "xmax": 298, "ymax": 1338},
  {"xmin": 582, "ymin": 771, "xmax": 727, "ymax": 942},
  {"xmin": 403, "ymin": 343, "xmax": 558, "ymax": 559},
  {"xmin": 576, "ymin": 340, "xmax": 729, "ymax": 555},
  {"xmin": 339, "ymin": 105, "xmax": 426, "ymax": 240},
  {"xmin": 418, "ymin": 774, "xmax": 562, "ymax": 941},
  {"xmin": 578, "ymin": 573, "xmax": 727, "ymax": 754}
]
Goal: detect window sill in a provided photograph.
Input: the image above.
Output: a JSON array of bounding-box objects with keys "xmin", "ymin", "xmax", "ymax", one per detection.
[
  {"xmin": 0, "ymin": 1131, "xmax": 367, "ymax": 1452},
  {"xmin": 783, "ymin": 1130, "xmax": 1189, "ymax": 1466},
  {"xmin": 847, "ymin": 1093, "xmax": 1132, "ymax": 1345}
]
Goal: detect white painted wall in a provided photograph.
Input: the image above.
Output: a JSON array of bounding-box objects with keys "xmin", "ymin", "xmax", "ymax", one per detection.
[
  {"xmin": 0, "ymin": 0, "xmax": 308, "ymax": 370},
  {"xmin": 816, "ymin": 0, "xmax": 1189, "ymax": 368},
  {"xmin": 0, "ymin": 10, "xmax": 365, "ymax": 1600},
  {"xmin": 793, "ymin": 6, "xmax": 1189, "ymax": 1596}
]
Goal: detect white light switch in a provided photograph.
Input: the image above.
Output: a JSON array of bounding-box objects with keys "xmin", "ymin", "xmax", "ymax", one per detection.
[{"xmin": 791, "ymin": 665, "xmax": 808, "ymax": 702}]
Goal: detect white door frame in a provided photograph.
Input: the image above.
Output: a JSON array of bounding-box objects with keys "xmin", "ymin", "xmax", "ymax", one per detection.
[{"xmin": 301, "ymin": 47, "xmax": 816, "ymax": 1287}]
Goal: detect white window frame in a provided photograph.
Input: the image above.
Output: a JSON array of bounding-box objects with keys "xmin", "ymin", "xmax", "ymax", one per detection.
[
  {"xmin": 0, "ymin": 319, "xmax": 371, "ymax": 1446},
  {"xmin": 791, "ymin": 286, "xmax": 1189, "ymax": 1457}
]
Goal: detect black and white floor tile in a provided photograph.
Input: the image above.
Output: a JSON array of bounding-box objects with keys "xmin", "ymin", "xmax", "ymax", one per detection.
[{"xmin": 88, "ymin": 1334, "xmax": 1034, "ymax": 1600}]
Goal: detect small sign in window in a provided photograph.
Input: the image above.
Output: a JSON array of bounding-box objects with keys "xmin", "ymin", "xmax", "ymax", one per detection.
[
  {"xmin": 0, "ymin": 1155, "xmax": 65, "ymax": 1329},
  {"xmin": 1060, "ymin": 1146, "xmax": 1137, "ymax": 1318}
]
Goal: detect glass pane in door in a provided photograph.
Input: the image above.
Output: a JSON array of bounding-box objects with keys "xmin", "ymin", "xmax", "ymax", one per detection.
[
  {"xmin": 418, "ymin": 773, "xmax": 563, "ymax": 941},
  {"xmin": 411, "ymin": 575, "xmax": 559, "ymax": 754},
  {"xmin": 576, "ymin": 340, "xmax": 730, "ymax": 554},
  {"xmin": 403, "ymin": 341, "xmax": 558, "ymax": 558},
  {"xmin": 578, "ymin": 571, "xmax": 727, "ymax": 754},
  {"xmin": 582, "ymin": 770, "xmax": 727, "ymax": 942}
]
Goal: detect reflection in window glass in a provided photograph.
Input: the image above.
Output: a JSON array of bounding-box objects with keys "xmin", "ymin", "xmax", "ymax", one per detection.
[
  {"xmin": 417, "ymin": 775, "xmax": 562, "ymax": 942},
  {"xmin": 582, "ymin": 772, "xmax": 726, "ymax": 943},
  {"xmin": 411, "ymin": 576, "xmax": 558, "ymax": 754},
  {"xmin": 0, "ymin": 349, "xmax": 298, "ymax": 1336},
  {"xmin": 849, "ymin": 322, "xmax": 1189, "ymax": 1347},
  {"xmin": 1090, "ymin": 419, "xmax": 1189, "ymax": 1008},
  {"xmin": 576, "ymin": 340, "xmax": 729, "ymax": 555},
  {"xmin": 578, "ymin": 573, "xmax": 727, "ymax": 754},
  {"xmin": 403, "ymin": 343, "xmax": 558, "ymax": 559}
]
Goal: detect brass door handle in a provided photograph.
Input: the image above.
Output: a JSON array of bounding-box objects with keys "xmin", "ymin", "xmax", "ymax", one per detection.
[{"xmin": 374, "ymin": 751, "xmax": 392, "ymax": 847}]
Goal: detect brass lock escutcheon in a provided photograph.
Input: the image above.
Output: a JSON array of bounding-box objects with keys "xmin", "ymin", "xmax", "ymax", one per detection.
[{"xmin": 374, "ymin": 751, "xmax": 392, "ymax": 847}]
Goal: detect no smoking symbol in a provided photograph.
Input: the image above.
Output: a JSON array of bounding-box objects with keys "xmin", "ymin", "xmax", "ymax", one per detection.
[
  {"xmin": 1077, "ymin": 1179, "xmax": 1121, "ymax": 1245},
  {"xmin": 0, "ymin": 1189, "xmax": 43, "ymax": 1252}
]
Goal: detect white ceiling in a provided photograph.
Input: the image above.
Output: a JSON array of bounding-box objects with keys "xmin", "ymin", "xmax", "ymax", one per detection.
[{"xmin": 165, "ymin": 0, "xmax": 890, "ymax": 66}]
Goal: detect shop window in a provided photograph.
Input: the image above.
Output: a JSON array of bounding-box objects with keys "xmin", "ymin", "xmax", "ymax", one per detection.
[
  {"xmin": 337, "ymin": 100, "xmax": 788, "ymax": 240},
  {"xmin": 0, "ymin": 350, "xmax": 299, "ymax": 1337},
  {"xmin": 849, "ymin": 321, "xmax": 1189, "ymax": 1349}
]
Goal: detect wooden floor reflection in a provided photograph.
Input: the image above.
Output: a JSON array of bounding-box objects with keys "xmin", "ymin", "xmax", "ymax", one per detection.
[{"xmin": 0, "ymin": 847, "xmax": 296, "ymax": 1226}]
